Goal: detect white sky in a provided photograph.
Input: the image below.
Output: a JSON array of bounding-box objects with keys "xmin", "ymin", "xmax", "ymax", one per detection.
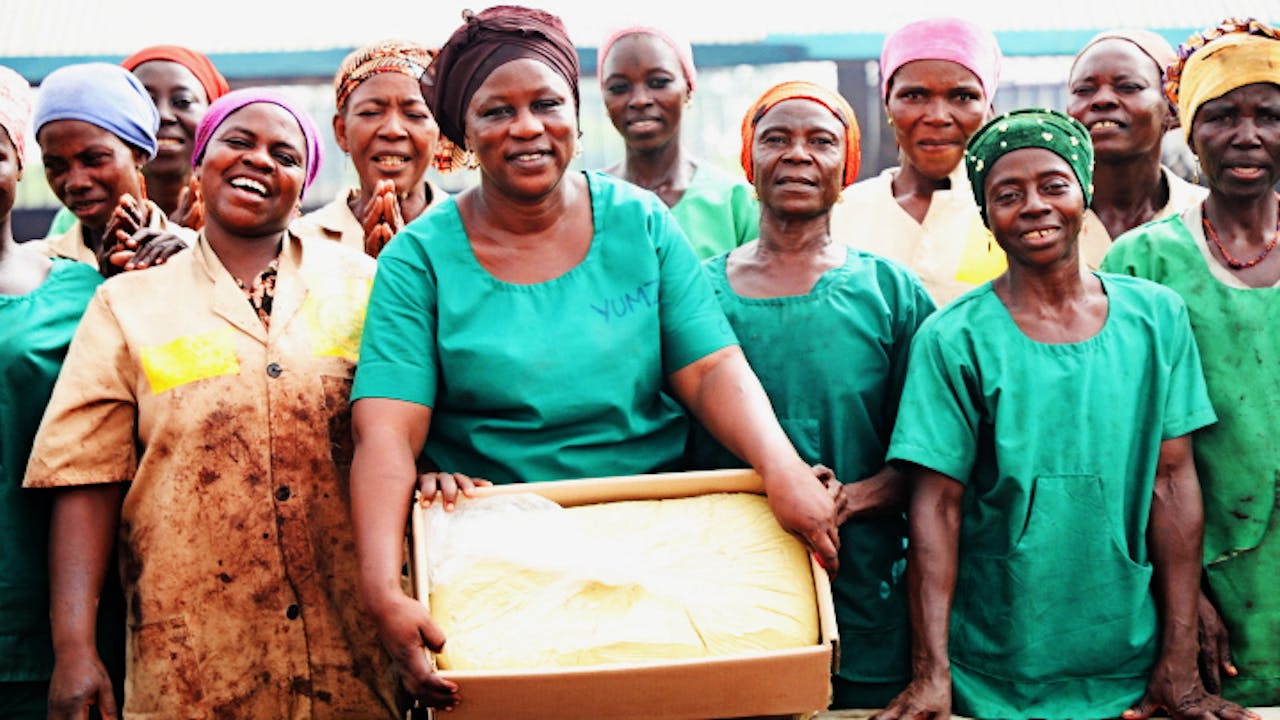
[{"xmin": 5, "ymin": 0, "xmax": 1275, "ymax": 56}]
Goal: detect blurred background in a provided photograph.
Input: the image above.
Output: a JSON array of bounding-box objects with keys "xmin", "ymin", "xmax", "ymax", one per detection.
[{"xmin": 1, "ymin": 0, "xmax": 1270, "ymax": 240}]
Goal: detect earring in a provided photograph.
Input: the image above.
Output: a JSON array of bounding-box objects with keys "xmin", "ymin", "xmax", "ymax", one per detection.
[
  {"xmin": 462, "ymin": 149, "xmax": 478, "ymax": 170},
  {"xmin": 573, "ymin": 143, "xmax": 583, "ymax": 159}
]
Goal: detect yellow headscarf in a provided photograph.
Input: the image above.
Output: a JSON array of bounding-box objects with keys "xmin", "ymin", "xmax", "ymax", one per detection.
[{"xmin": 1168, "ymin": 19, "xmax": 1280, "ymax": 141}]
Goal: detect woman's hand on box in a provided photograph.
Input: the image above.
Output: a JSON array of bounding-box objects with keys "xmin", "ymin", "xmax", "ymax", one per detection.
[
  {"xmin": 371, "ymin": 590, "xmax": 461, "ymax": 709},
  {"xmin": 417, "ymin": 472, "xmax": 491, "ymax": 511},
  {"xmin": 762, "ymin": 462, "xmax": 840, "ymax": 574}
]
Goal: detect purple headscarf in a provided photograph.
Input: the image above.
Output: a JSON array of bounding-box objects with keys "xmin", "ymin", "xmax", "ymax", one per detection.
[
  {"xmin": 192, "ymin": 88, "xmax": 322, "ymax": 197},
  {"xmin": 880, "ymin": 18, "xmax": 1002, "ymax": 104}
]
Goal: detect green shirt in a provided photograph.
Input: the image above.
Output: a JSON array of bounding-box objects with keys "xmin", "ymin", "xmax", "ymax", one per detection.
[
  {"xmin": 888, "ymin": 273, "xmax": 1216, "ymax": 719},
  {"xmin": 690, "ymin": 247, "xmax": 933, "ymax": 697},
  {"xmin": 0, "ymin": 259, "xmax": 101, "ymax": 680},
  {"xmin": 353, "ymin": 170, "xmax": 737, "ymax": 484},
  {"xmin": 1103, "ymin": 211, "xmax": 1280, "ymax": 704},
  {"xmin": 668, "ymin": 163, "xmax": 758, "ymax": 259}
]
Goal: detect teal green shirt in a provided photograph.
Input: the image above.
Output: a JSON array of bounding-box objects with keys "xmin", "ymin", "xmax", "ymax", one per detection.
[
  {"xmin": 668, "ymin": 163, "xmax": 758, "ymax": 259},
  {"xmin": 0, "ymin": 259, "xmax": 101, "ymax": 681},
  {"xmin": 1103, "ymin": 212, "xmax": 1280, "ymax": 705},
  {"xmin": 690, "ymin": 247, "xmax": 933, "ymax": 698},
  {"xmin": 888, "ymin": 273, "xmax": 1216, "ymax": 719},
  {"xmin": 353, "ymin": 170, "xmax": 737, "ymax": 484}
]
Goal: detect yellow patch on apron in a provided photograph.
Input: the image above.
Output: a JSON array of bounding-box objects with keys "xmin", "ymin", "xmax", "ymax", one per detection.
[
  {"xmin": 954, "ymin": 218, "xmax": 1008, "ymax": 285},
  {"xmin": 301, "ymin": 276, "xmax": 370, "ymax": 361},
  {"xmin": 140, "ymin": 327, "xmax": 240, "ymax": 394}
]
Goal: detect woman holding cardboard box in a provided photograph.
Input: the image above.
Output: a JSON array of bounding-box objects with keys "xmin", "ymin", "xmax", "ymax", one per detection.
[{"xmin": 348, "ymin": 6, "xmax": 841, "ymax": 710}]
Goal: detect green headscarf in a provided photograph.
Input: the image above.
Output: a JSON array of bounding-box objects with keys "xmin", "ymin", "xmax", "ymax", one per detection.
[{"xmin": 965, "ymin": 108, "xmax": 1094, "ymax": 225}]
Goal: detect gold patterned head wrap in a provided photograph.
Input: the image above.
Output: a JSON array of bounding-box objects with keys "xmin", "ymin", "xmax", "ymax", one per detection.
[
  {"xmin": 1166, "ymin": 18, "xmax": 1280, "ymax": 142},
  {"xmin": 334, "ymin": 40, "xmax": 436, "ymax": 112}
]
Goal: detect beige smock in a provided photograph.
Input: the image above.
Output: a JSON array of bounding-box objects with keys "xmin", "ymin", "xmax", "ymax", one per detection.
[
  {"xmin": 828, "ymin": 164, "xmax": 1006, "ymax": 306},
  {"xmin": 24, "ymin": 232, "xmax": 398, "ymax": 719},
  {"xmin": 1078, "ymin": 165, "xmax": 1208, "ymax": 269},
  {"xmin": 26, "ymin": 198, "xmax": 197, "ymax": 271},
  {"xmin": 292, "ymin": 180, "xmax": 447, "ymax": 254}
]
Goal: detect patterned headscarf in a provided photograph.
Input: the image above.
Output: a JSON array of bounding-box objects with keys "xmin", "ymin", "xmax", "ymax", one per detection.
[
  {"xmin": 423, "ymin": 5, "xmax": 580, "ymax": 149},
  {"xmin": 880, "ymin": 17, "xmax": 1002, "ymax": 104},
  {"xmin": 34, "ymin": 63, "xmax": 159, "ymax": 158},
  {"xmin": 334, "ymin": 40, "xmax": 436, "ymax": 112},
  {"xmin": 598, "ymin": 27, "xmax": 696, "ymax": 94},
  {"xmin": 1166, "ymin": 18, "xmax": 1280, "ymax": 142},
  {"xmin": 740, "ymin": 81, "xmax": 861, "ymax": 188},
  {"xmin": 193, "ymin": 88, "xmax": 323, "ymax": 198},
  {"xmin": 965, "ymin": 108, "xmax": 1094, "ymax": 225},
  {"xmin": 122, "ymin": 45, "xmax": 230, "ymax": 104},
  {"xmin": 0, "ymin": 66, "xmax": 32, "ymax": 170}
]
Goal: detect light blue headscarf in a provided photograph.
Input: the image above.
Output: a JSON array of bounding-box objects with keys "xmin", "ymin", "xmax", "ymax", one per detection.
[{"xmin": 33, "ymin": 63, "xmax": 159, "ymax": 158}]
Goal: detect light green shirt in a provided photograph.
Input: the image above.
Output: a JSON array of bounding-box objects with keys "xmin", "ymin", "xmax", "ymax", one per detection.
[
  {"xmin": 668, "ymin": 163, "xmax": 758, "ymax": 259},
  {"xmin": 353, "ymin": 170, "xmax": 737, "ymax": 484},
  {"xmin": 888, "ymin": 273, "xmax": 1216, "ymax": 718},
  {"xmin": 1103, "ymin": 208, "xmax": 1280, "ymax": 705}
]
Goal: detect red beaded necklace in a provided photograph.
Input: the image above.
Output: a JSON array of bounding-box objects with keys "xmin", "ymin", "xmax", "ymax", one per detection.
[{"xmin": 1201, "ymin": 195, "xmax": 1280, "ymax": 270}]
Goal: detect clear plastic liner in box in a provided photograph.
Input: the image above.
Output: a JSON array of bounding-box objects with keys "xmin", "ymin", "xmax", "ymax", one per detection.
[{"xmin": 423, "ymin": 492, "xmax": 820, "ymax": 671}]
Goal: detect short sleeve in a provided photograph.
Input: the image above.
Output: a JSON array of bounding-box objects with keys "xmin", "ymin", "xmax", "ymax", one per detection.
[
  {"xmin": 1160, "ymin": 299, "xmax": 1217, "ymax": 439},
  {"xmin": 882, "ymin": 268, "xmax": 938, "ymax": 433},
  {"xmin": 886, "ymin": 324, "xmax": 980, "ymax": 483},
  {"xmin": 351, "ymin": 241, "xmax": 440, "ymax": 406},
  {"xmin": 25, "ymin": 289, "xmax": 139, "ymax": 488},
  {"xmin": 654, "ymin": 206, "xmax": 738, "ymax": 373}
]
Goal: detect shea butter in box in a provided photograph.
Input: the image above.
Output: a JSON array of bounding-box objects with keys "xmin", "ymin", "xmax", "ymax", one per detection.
[{"xmin": 409, "ymin": 469, "xmax": 839, "ymax": 720}]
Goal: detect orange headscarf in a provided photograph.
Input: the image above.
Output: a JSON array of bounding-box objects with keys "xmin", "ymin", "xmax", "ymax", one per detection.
[
  {"xmin": 739, "ymin": 81, "xmax": 861, "ymax": 188},
  {"xmin": 122, "ymin": 45, "xmax": 230, "ymax": 103}
]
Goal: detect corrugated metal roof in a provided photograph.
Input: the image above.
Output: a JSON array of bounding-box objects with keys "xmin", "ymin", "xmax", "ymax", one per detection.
[{"xmin": 2, "ymin": 0, "xmax": 1273, "ymax": 57}]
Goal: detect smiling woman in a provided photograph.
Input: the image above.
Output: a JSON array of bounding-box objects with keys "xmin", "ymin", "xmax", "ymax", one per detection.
[
  {"xmin": 28, "ymin": 63, "xmax": 195, "ymax": 276},
  {"xmin": 598, "ymin": 26, "xmax": 758, "ymax": 258},
  {"xmin": 24, "ymin": 88, "xmax": 400, "ymax": 718},
  {"xmin": 876, "ymin": 108, "xmax": 1251, "ymax": 720},
  {"xmin": 1067, "ymin": 30, "xmax": 1207, "ymax": 267},
  {"xmin": 293, "ymin": 40, "xmax": 450, "ymax": 257},
  {"xmin": 347, "ymin": 6, "xmax": 841, "ymax": 710}
]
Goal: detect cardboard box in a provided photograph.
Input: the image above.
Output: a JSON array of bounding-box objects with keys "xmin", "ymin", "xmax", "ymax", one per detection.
[{"xmin": 410, "ymin": 469, "xmax": 839, "ymax": 720}]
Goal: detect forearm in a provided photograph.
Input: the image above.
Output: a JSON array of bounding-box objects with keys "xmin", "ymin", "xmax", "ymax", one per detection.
[
  {"xmin": 49, "ymin": 484, "xmax": 124, "ymax": 656},
  {"xmin": 351, "ymin": 430, "xmax": 420, "ymax": 610},
  {"xmin": 1149, "ymin": 453, "xmax": 1205, "ymax": 669},
  {"xmin": 906, "ymin": 470, "xmax": 961, "ymax": 678},
  {"xmin": 843, "ymin": 464, "xmax": 909, "ymax": 519}
]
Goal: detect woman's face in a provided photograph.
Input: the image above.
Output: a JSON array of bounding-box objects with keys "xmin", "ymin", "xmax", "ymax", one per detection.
[
  {"xmin": 465, "ymin": 58, "xmax": 578, "ymax": 201},
  {"xmin": 131, "ymin": 60, "xmax": 210, "ymax": 179},
  {"xmin": 601, "ymin": 33, "xmax": 689, "ymax": 153},
  {"xmin": 0, "ymin": 130, "xmax": 19, "ymax": 222},
  {"xmin": 886, "ymin": 60, "xmax": 988, "ymax": 180},
  {"xmin": 197, "ymin": 102, "xmax": 307, "ymax": 238},
  {"xmin": 335, "ymin": 72, "xmax": 439, "ymax": 197},
  {"xmin": 1190, "ymin": 82, "xmax": 1280, "ymax": 201},
  {"xmin": 751, "ymin": 99, "xmax": 846, "ymax": 219},
  {"xmin": 1067, "ymin": 40, "xmax": 1168, "ymax": 163},
  {"xmin": 38, "ymin": 119, "xmax": 146, "ymax": 230},
  {"xmin": 984, "ymin": 147, "xmax": 1085, "ymax": 267}
]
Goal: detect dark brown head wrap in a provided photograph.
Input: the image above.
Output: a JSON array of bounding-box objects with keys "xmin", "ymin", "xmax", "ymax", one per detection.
[{"xmin": 422, "ymin": 5, "xmax": 580, "ymax": 149}]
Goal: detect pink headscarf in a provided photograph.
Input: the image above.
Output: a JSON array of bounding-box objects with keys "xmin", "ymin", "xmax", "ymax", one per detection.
[
  {"xmin": 598, "ymin": 26, "xmax": 697, "ymax": 94},
  {"xmin": 193, "ymin": 88, "xmax": 322, "ymax": 198},
  {"xmin": 0, "ymin": 66, "xmax": 31, "ymax": 170},
  {"xmin": 880, "ymin": 17, "xmax": 1002, "ymax": 103}
]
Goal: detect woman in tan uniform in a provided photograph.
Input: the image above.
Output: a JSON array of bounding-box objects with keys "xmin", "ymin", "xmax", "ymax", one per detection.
[{"xmin": 27, "ymin": 89, "xmax": 398, "ymax": 719}]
